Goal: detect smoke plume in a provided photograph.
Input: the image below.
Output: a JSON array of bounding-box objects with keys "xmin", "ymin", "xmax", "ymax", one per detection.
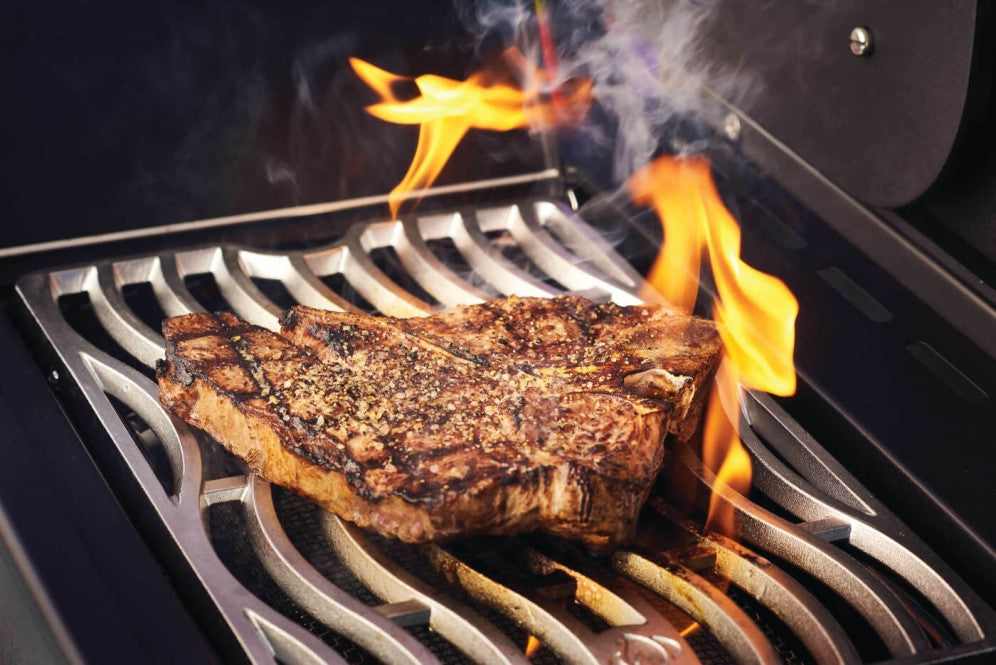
[{"xmin": 460, "ymin": 0, "xmax": 759, "ymax": 184}]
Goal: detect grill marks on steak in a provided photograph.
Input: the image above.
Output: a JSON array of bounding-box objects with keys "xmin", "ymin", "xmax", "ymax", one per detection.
[
  {"xmin": 157, "ymin": 307, "xmax": 680, "ymax": 547},
  {"xmin": 282, "ymin": 296, "xmax": 721, "ymax": 440}
]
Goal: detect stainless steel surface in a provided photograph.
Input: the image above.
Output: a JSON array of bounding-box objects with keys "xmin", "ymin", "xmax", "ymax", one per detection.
[
  {"xmin": 0, "ymin": 169, "xmax": 561, "ymax": 260},
  {"xmin": 723, "ymin": 114, "xmax": 742, "ymax": 143},
  {"xmin": 849, "ymin": 27, "xmax": 873, "ymax": 57},
  {"xmin": 15, "ymin": 193, "xmax": 996, "ymax": 664}
]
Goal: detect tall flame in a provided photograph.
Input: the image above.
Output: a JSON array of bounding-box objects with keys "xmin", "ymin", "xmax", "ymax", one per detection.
[
  {"xmin": 630, "ymin": 155, "xmax": 798, "ymax": 536},
  {"xmin": 350, "ymin": 50, "xmax": 591, "ymax": 218}
]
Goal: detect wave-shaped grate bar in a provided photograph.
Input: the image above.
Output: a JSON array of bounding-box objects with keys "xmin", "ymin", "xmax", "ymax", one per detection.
[{"xmin": 16, "ymin": 197, "xmax": 996, "ymax": 665}]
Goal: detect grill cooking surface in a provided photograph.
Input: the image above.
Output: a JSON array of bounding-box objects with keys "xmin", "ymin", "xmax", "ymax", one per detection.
[{"xmin": 15, "ymin": 198, "xmax": 996, "ymax": 664}]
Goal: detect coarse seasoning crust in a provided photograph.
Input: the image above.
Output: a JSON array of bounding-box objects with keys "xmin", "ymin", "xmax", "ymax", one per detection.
[
  {"xmin": 157, "ymin": 297, "xmax": 721, "ymax": 548},
  {"xmin": 283, "ymin": 295, "xmax": 722, "ymax": 441}
]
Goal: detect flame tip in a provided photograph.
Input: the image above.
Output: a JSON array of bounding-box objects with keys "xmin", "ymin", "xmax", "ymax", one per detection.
[
  {"xmin": 352, "ymin": 47, "xmax": 591, "ymax": 216},
  {"xmin": 634, "ymin": 155, "xmax": 798, "ymax": 539}
]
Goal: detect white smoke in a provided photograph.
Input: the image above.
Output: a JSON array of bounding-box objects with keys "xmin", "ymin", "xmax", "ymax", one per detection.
[
  {"xmin": 461, "ymin": 0, "xmax": 759, "ymax": 183},
  {"xmin": 265, "ymin": 157, "xmax": 301, "ymax": 200}
]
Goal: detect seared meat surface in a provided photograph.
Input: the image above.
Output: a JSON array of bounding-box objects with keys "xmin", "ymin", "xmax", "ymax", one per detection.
[
  {"xmin": 282, "ymin": 296, "xmax": 721, "ymax": 440},
  {"xmin": 157, "ymin": 297, "xmax": 721, "ymax": 547}
]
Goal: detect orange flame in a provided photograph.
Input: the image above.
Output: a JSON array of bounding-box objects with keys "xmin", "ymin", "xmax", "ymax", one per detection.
[
  {"xmin": 525, "ymin": 635, "xmax": 543, "ymax": 659},
  {"xmin": 630, "ymin": 155, "xmax": 798, "ymax": 536},
  {"xmin": 350, "ymin": 50, "xmax": 592, "ymax": 218}
]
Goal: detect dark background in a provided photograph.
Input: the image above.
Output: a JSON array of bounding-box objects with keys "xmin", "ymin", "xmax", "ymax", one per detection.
[
  {"xmin": 1, "ymin": 1, "xmax": 992, "ymax": 268},
  {"xmin": 0, "ymin": 1, "xmax": 551, "ymax": 250}
]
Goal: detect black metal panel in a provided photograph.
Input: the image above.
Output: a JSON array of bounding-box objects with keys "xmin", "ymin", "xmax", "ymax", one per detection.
[
  {"xmin": 0, "ymin": 308, "xmax": 220, "ymax": 664},
  {"xmin": 0, "ymin": 531, "xmax": 70, "ymax": 665},
  {"xmin": 699, "ymin": 0, "xmax": 977, "ymax": 208},
  {"xmin": 901, "ymin": 0, "xmax": 996, "ymax": 270}
]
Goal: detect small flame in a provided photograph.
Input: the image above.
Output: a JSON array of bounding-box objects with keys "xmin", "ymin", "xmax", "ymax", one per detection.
[
  {"xmin": 525, "ymin": 635, "xmax": 543, "ymax": 659},
  {"xmin": 680, "ymin": 621, "xmax": 701, "ymax": 637},
  {"xmin": 630, "ymin": 155, "xmax": 798, "ymax": 536},
  {"xmin": 350, "ymin": 49, "xmax": 591, "ymax": 218},
  {"xmin": 701, "ymin": 363, "xmax": 752, "ymax": 536}
]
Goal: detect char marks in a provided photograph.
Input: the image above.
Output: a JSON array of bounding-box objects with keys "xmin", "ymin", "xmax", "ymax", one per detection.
[{"xmin": 158, "ymin": 297, "xmax": 721, "ymax": 547}]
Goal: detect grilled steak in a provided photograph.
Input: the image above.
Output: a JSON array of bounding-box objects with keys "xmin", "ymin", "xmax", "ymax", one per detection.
[
  {"xmin": 157, "ymin": 298, "xmax": 720, "ymax": 547},
  {"xmin": 282, "ymin": 296, "xmax": 721, "ymax": 440}
]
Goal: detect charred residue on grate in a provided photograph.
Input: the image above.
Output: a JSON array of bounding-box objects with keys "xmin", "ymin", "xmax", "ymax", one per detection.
[
  {"xmin": 368, "ymin": 533, "xmax": 564, "ymax": 665},
  {"xmin": 635, "ymin": 489, "xmax": 830, "ymax": 664},
  {"xmin": 446, "ymin": 536, "xmax": 612, "ymax": 635},
  {"xmin": 632, "ymin": 584, "xmax": 734, "ymax": 665},
  {"xmin": 623, "ymin": 509, "xmax": 739, "ymax": 662},
  {"xmin": 364, "ymin": 533, "xmax": 497, "ymax": 664},
  {"xmin": 274, "ymin": 490, "xmax": 542, "ymax": 664}
]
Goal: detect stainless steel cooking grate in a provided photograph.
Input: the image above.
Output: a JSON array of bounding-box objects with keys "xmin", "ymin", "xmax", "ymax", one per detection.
[{"xmin": 15, "ymin": 195, "xmax": 996, "ymax": 664}]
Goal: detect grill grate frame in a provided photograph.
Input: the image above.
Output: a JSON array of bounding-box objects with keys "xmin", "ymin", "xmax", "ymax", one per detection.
[{"xmin": 14, "ymin": 195, "xmax": 996, "ymax": 665}]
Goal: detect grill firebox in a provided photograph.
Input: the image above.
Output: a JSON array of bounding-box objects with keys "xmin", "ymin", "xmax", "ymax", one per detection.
[{"xmin": 13, "ymin": 184, "xmax": 996, "ymax": 665}]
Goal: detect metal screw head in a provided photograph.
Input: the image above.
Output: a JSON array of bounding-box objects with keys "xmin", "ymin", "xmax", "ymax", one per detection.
[
  {"xmin": 723, "ymin": 113, "xmax": 742, "ymax": 142},
  {"xmin": 850, "ymin": 26, "xmax": 873, "ymax": 56}
]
